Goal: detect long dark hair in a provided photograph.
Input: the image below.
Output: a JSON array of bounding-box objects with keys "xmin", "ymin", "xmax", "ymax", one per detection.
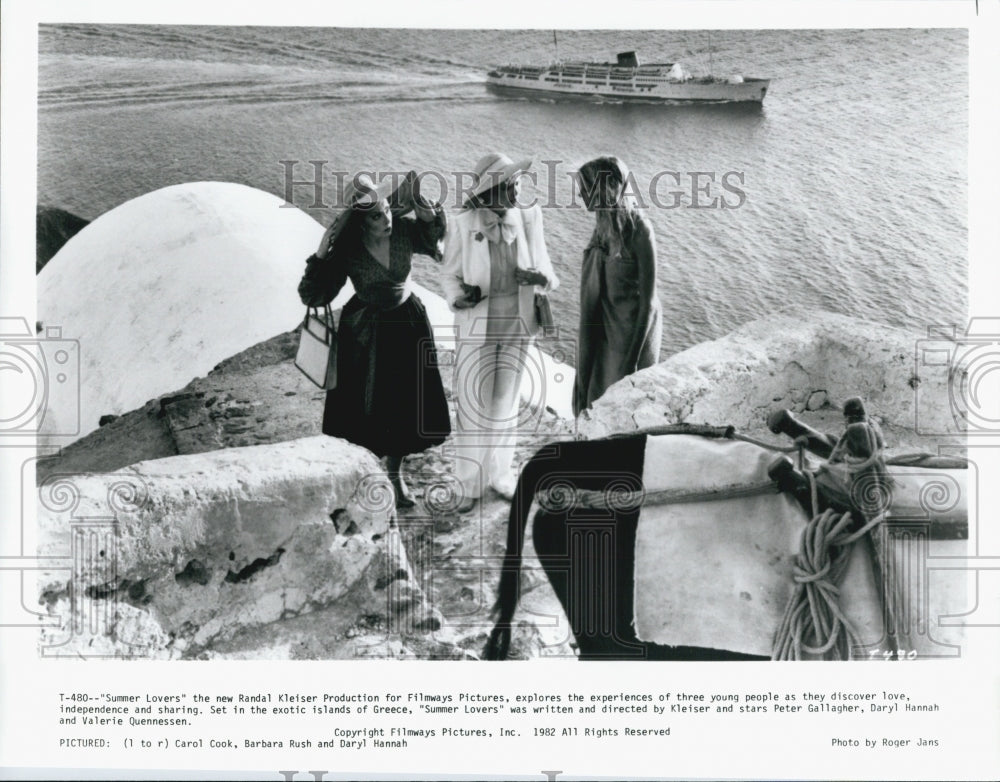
[
  {"xmin": 577, "ymin": 156, "xmax": 641, "ymax": 251},
  {"xmin": 327, "ymin": 206, "xmax": 369, "ymax": 262}
]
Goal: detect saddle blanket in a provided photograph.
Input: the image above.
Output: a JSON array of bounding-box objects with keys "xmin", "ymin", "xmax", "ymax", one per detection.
[{"xmin": 632, "ymin": 435, "xmax": 885, "ymax": 657}]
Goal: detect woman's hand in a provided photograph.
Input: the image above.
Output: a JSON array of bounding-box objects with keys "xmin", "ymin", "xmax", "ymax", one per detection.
[
  {"xmin": 413, "ymin": 195, "xmax": 441, "ymax": 223},
  {"xmin": 515, "ymin": 268, "xmax": 548, "ymax": 287},
  {"xmin": 453, "ymin": 282, "xmax": 483, "ymax": 310},
  {"xmin": 316, "ymin": 220, "xmax": 340, "ymax": 260},
  {"xmin": 391, "ymin": 170, "xmax": 440, "ymax": 221}
]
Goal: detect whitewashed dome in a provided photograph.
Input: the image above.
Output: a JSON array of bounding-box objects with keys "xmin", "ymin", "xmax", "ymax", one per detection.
[{"xmin": 36, "ymin": 182, "xmax": 328, "ymax": 446}]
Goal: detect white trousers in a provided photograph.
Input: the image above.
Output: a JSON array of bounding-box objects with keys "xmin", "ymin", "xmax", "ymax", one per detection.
[{"xmin": 452, "ymin": 339, "xmax": 530, "ymax": 498}]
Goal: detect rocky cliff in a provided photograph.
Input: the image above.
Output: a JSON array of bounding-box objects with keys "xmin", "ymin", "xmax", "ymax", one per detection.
[
  {"xmin": 578, "ymin": 312, "xmax": 961, "ymax": 454},
  {"xmin": 38, "ymin": 437, "xmax": 443, "ymax": 659},
  {"xmin": 36, "ymin": 327, "xmax": 574, "ymax": 660},
  {"xmin": 35, "ymin": 302, "xmax": 964, "ymax": 659}
]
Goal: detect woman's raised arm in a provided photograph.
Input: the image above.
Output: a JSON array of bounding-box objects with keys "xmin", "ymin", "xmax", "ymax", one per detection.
[
  {"xmin": 398, "ymin": 196, "xmax": 447, "ymax": 262},
  {"xmin": 297, "ymin": 250, "xmax": 348, "ymax": 307}
]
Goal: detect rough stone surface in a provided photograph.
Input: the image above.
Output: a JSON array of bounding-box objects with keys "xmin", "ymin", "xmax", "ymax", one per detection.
[
  {"xmin": 36, "ymin": 330, "xmax": 316, "ymax": 482},
  {"xmin": 36, "ymin": 425, "xmax": 574, "ymax": 660},
  {"xmin": 578, "ymin": 312, "xmax": 960, "ymax": 452},
  {"xmin": 574, "ymin": 311, "xmax": 970, "ymax": 659},
  {"xmin": 37, "ymin": 310, "xmax": 964, "ymax": 660},
  {"xmin": 34, "ymin": 436, "xmax": 441, "ymax": 658},
  {"xmin": 34, "ymin": 328, "xmax": 576, "ymax": 660}
]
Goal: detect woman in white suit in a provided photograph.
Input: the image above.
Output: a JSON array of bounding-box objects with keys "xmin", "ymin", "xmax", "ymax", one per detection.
[{"xmin": 442, "ymin": 153, "xmax": 559, "ymax": 511}]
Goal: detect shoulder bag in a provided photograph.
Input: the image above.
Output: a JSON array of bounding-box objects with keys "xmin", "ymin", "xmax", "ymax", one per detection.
[{"xmin": 294, "ymin": 305, "xmax": 338, "ymax": 389}]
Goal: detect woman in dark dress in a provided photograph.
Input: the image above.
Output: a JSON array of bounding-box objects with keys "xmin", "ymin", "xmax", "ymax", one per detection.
[
  {"xmin": 573, "ymin": 156, "xmax": 663, "ymax": 417},
  {"xmin": 298, "ymin": 172, "xmax": 450, "ymax": 507}
]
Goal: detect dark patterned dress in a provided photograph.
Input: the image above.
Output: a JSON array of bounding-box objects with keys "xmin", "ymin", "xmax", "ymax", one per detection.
[{"xmin": 298, "ymin": 214, "xmax": 450, "ymax": 457}]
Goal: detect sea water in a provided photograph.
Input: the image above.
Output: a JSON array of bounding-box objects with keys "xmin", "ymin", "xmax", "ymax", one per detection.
[{"xmin": 38, "ymin": 26, "xmax": 967, "ymax": 362}]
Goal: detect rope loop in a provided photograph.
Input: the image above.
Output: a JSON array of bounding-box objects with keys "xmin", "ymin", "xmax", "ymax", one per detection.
[{"xmin": 772, "ymin": 472, "xmax": 873, "ymax": 661}]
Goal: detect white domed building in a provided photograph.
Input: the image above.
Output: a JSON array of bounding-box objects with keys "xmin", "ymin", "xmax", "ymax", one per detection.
[
  {"xmin": 35, "ymin": 181, "xmax": 571, "ymax": 448},
  {"xmin": 36, "ymin": 182, "xmax": 339, "ymax": 446}
]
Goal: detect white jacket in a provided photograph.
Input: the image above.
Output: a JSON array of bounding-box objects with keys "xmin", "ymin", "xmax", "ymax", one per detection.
[{"xmin": 441, "ymin": 204, "xmax": 559, "ymax": 343}]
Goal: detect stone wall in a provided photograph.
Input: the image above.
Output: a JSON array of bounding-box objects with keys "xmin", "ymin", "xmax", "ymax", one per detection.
[
  {"xmin": 36, "ymin": 436, "xmax": 439, "ymax": 658},
  {"xmin": 578, "ymin": 312, "xmax": 958, "ymax": 450}
]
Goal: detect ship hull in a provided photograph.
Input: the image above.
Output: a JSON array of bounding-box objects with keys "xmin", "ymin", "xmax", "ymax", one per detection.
[{"xmin": 486, "ymin": 74, "xmax": 770, "ymax": 104}]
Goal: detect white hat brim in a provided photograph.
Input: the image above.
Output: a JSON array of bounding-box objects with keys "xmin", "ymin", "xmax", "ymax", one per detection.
[{"xmin": 470, "ymin": 157, "xmax": 533, "ymax": 198}]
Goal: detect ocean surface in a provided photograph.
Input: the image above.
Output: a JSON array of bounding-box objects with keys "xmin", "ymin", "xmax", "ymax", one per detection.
[{"xmin": 38, "ymin": 26, "xmax": 968, "ymax": 362}]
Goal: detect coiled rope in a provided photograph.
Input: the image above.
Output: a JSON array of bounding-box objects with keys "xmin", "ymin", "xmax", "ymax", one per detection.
[{"xmin": 772, "ymin": 466, "xmax": 883, "ymax": 661}]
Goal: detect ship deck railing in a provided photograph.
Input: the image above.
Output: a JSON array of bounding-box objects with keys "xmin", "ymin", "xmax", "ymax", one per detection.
[
  {"xmin": 492, "ymin": 64, "xmax": 685, "ymax": 79},
  {"xmin": 489, "ymin": 63, "xmax": 766, "ymax": 87}
]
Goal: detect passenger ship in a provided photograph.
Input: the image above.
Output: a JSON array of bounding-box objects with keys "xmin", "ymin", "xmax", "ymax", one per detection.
[{"xmin": 486, "ymin": 51, "xmax": 770, "ymax": 104}]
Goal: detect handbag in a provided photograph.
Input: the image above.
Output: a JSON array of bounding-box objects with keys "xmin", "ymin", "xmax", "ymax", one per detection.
[
  {"xmin": 294, "ymin": 305, "xmax": 338, "ymax": 389},
  {"xmin": 528, "ymin": 261, "xmax": 555, "ymax": 337},
  {"xmin": 534, "ymin": 291, "xmax": 555, "ymax": 337}
]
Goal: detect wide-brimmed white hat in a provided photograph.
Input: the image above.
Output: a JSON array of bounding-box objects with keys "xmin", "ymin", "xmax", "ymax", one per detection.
[{"xmin": 468, "ymin": 153, "xmax": 533, "ymax": 199}]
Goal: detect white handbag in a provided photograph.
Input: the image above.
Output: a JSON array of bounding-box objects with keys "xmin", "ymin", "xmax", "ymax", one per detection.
[{"xmin": 294, "ymin": 305, "xmax": 338, "ymax": 389}]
